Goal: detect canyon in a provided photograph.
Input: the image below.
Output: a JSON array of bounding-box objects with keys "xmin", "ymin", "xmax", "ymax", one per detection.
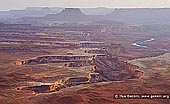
[{"xmin": 0, "ymin": 8, "xmax": 170, "ymax": 104}]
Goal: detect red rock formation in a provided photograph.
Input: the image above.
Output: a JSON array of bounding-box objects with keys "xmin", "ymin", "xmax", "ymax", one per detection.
[{"xmin": 91, "ymin": 56, "xmax": 143, "ymax": 81}]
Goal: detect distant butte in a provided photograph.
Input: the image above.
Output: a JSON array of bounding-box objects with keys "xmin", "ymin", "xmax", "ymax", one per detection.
[
  {"xmin": 62, "ymin": 8, "xmax": 84, "ymax": 14},
  {"xmin": 44, "ymin": 8, "xmax": 87, "ymax": 21}
]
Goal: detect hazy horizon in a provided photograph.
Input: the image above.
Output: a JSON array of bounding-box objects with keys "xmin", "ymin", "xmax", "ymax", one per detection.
[{"xmin": 1, "ymin": 0, "xmax": 170, "ymax": 11}]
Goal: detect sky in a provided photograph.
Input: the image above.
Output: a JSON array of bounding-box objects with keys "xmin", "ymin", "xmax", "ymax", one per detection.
[{"xmin": 0, "ymin": 0, "xmax": 170, "ymax": 10}]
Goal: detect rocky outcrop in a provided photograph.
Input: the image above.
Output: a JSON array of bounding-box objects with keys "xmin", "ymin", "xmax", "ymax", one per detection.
[
  {"xmin": 91, "ymin": 56, "xmax": 143, "ymax": 81},
  {"xmin": 21, "ymin": 55, "xmax": 94, "ymax": 65},
  {"xmin": 19, "ymin": 55, "xmax": 143, "ymax": 93}
]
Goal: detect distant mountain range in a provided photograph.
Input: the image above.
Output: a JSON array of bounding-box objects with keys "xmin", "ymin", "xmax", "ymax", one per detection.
[
  {"xmin": 1, "ymin": 7, "xmax": 170, "ymax": 25},
  {"xmin": 0, "ymin": 7, "xmax": 113, "ymax": 19},
  {"xmin": 0, "ymin": 7, "xmax": 62, "ymax": 19},
  {"xmin": 107, "ymin": 8, "xmax": 170, "ymax": 25}
]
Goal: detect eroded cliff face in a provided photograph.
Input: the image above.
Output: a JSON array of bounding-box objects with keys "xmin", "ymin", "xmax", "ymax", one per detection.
[
  {"xmin": 91, "ymin": 56, "xmax": 143, "ymax": 81},
  {"xmin": 14, "ymin": 41, "xmax": 143, "ymax": 93},
  {"xmin": 17, "ymin": 55, "xmax": 143, "ymax": 93}
]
